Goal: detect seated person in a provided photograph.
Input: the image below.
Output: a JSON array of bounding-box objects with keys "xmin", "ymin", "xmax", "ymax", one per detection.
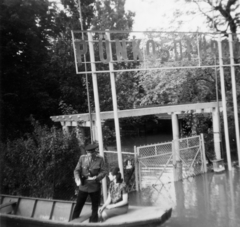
[{"xmin": 98, "ymin": 167, "xmax": 128, "ymax": 222}]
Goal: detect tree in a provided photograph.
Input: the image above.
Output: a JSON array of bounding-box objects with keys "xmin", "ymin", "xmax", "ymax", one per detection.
[
  {"xmin": 0, "ymin": 0, "xmax": 97, "ymax": 140},
  {"xmin": 192, "ymin": 0, "xmax": 240, "ymax": 34},
  {"xmin": 79, "ymin": 0, "xmax": 136, "ymax": 112},
  {"xmin": 0, "ymin": 119, "xmax": 82, "ymax": 199},
  {"xmin": 0, "ymin": 0, "xmax": 62, "ymax": 140}
]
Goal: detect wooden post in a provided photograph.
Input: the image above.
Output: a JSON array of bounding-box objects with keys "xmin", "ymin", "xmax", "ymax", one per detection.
[
  {"xmin": 87, "ymin": 31, "xmax": 107, "ymax": 201},
  {"xmin": 218, "ymin": 34, "xmax": 232, "ymax": 170},
  {"xmin": 105, "ymin": 30, "xmax": 124, "ymax": 178},
  {"xmin": 61, "ymin": 122, "xmax": 69, "ymax": 135}
]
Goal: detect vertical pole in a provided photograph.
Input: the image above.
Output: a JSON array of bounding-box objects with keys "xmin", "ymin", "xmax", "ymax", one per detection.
[
  {"xmin": 137, "ymin": 147, "xmax": 142, "ymax": 191},
  {"xmin": 105, "ymin": 30, "xmax": 124, "ymax": 178},
  {"xmin": 171, "ymin": 113, "xmax": 182, "ymax": 181},
  {"xmin": 214, "ymin": 59, "xmax": 223, "ymax": 159},
  {"xmin": 201, "ymin": 134, "xmax": 207, "ymax": 173},
  {"xmin": 229, "ymin": 33, "xmax": 240, "ymax": 166},
  {"xmin": 171, "ymin": 113, "xmax": 180, "ymax": 160},
  {"xmin": 134, "ymin": 146, "xmax": 139, "ymax": 191},
  {"xmin": 77, "ymin": 0, "xmax": 93, "ymax": 143},
  {"xmin": 212, "ymin": 107, "xmax": 221, "ymax": 159},
  {"xmin": 218, "ymin": 34, "xmax": 232, "ymax": 170},
  {"xmin": 197, "ymin": 32, "xmax": 201, "ymax": 66},
  {"xmin": 87, "ymin": 31, "xmax": 107, "ymax": 201}
]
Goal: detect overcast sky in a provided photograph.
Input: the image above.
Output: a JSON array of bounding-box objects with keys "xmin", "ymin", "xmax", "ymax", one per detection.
[{"xmin": 125, "ymin": 0, "xmax": 210, "ymax": 32}]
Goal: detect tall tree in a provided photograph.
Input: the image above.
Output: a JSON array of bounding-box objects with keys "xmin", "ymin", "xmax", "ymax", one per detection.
[
  {"xmin": 0, "ymin": 0, "xmax": 62, "ymax": 140},
  {"xmin": 82, "ymin": 0, "xmax": 136, "ymax": 112},
  {"xmin": 192, "ymin": 0, "xmax": 240, "ymax": 34},
  {"xmin": 47, "ymin": 0, "xmax": 95, "ymax": 116}
]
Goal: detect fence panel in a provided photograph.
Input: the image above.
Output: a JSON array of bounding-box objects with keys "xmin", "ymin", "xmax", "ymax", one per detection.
[
  {"xmin": 137, "ymin": 135, "xmax": 206, "ymax": 189},
  {"xmin": 179, "ymin": 136, "xmax": 205, "ymax": 178},
  {"xmin": 137, "ymin": 142, "xmax": 174, "ymax": 189}
]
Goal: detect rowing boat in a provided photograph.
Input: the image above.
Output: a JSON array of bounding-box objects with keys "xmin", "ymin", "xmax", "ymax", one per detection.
[{"xmin": 0, "ymin": 194, "xmax": 172, "ymax": 227}]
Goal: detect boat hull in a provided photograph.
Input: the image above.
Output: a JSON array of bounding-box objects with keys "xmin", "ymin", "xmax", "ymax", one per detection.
[{"xmin": 0, "ymin": 194, "xmax": 172, "ymax": 227}]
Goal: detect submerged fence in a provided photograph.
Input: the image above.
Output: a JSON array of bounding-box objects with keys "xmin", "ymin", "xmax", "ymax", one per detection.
[{"xmin": 136, "ymin": 134, "xmax": 207, "ymax": 190}]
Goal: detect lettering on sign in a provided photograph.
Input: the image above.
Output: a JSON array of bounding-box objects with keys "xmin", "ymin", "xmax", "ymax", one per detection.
[{"xmin": 74, "ymin": 35, "xmax": 240, "ymax": 66}]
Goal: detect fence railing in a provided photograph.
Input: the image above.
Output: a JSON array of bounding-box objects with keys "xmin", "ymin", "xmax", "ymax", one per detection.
[{"xmin": 135, "ymin": 134, "xmax": 207, "ymax": 189}]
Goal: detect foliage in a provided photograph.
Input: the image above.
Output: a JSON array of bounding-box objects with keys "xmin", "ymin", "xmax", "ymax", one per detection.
[
  {"xmin": 0, "ymin": 0, "xmax": 62, "ymax": 140},
  {"xmin": 192, "ymin": 0, "xmax": 240, "ymax": 34},
  {"xmin": 0, "ymin": 118, "xmax": 82, "ymax": 200},
  {"xmin": 91, "ymin": 0, "xmax": 135, "ymax": 31},
  {"xmin": 47, "ymin": 0, "xmax": 96, "ymax": 117},
  {"xmin": 87, "ymin": 0, "xmax": 136, "ymax": 112}
]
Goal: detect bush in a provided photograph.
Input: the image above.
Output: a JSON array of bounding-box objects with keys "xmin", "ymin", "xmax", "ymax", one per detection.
[{"xmin": 0, "ymin": 119, "xmax": 83, "ymax": 200}]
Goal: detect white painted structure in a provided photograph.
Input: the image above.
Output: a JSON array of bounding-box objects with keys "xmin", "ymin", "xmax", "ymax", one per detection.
[
  {"xmin": 52, "ymin": 30, "xmax": 240, "ymax": 200},
  {"xmin": 51, "ymin": 101, "xmax": 223, "ymax": 161}
]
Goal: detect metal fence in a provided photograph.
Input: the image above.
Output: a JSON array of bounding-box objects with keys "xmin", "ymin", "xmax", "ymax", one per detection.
[
  {"xmin": 179, "ymin": 135, "xmax": 207, "ymax": 179},
  {"xmin": 136, "ymin": 134, "xmax": 207, "ymax": 190},
  {"xmin": 137, "ymin": 142, "xmax": 173, "ymax": 189}
]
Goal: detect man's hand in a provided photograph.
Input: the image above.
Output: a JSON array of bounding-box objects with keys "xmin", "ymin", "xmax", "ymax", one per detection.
[{"xmin": 75, "ymin": 178, "xmax": 81, "ymax": 186}]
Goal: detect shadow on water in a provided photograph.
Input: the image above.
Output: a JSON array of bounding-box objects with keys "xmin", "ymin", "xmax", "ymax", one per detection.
[{"xmin": 128, "ymin": 168, "xmax": 240, "ymax": 227}]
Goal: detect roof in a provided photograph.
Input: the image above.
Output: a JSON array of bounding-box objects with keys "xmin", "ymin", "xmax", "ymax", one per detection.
[{"xmin": 50, "ymin": 102, "xmax": 222, "ymax": 124}]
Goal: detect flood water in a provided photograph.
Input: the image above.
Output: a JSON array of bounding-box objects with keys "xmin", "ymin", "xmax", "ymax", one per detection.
[{"xmin": 128, "ymin": 168, "xmax": 240, "ymax": 227}]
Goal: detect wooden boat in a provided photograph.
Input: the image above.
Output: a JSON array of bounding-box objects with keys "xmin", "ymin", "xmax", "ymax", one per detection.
[{"xmin": 0, "ymin": 194, "xmax": 172, "ymax": 227}]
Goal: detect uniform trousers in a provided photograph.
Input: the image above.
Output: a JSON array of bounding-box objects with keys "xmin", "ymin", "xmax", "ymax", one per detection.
[{"xmin": 72, "ymin": 189, "xmax": 100, "ymax": 222}]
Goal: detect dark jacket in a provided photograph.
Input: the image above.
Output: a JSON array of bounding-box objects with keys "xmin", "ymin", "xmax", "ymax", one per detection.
[{"xmin": 74, "ymin": 154, "xmax": 107, "ymax": 193}]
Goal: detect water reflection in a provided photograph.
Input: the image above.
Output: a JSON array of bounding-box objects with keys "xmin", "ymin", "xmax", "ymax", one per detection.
[{"xmin": 129, "ymin": 168, "xmax": 240, "ymax": 227}]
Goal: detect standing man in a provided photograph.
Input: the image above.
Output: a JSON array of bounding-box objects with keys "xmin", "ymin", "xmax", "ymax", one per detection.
[{"xmin": 72, "ymin": 143, "xmax": 107, "ymax": 222}]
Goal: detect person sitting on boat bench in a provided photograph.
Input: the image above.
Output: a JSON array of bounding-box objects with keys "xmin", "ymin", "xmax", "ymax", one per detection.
[
  {"xmin": 72, "ymin": 143, "xmax": 107, "ymax": 223},
  {"xmin": 98, "ymin": 167, "xmax": 128, "ymax": 222}
]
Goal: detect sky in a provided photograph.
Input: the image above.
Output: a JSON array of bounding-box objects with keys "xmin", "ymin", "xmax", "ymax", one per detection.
[
  {"xmin": 52, "ymin": 0, "xmax": 216, "ymax": 33},
  {"xmin": 52, "ymin": 0, "xmax": 240, "ymax": 34},
  {"xmin": 124, "ymin": 0, "xmax": 211, "ymax": 32}
]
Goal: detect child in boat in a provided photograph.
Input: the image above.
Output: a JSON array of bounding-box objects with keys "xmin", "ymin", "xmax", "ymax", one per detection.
[{"xmin": 98, "ymin": 167, "xmax": 128, "ymax": 222}]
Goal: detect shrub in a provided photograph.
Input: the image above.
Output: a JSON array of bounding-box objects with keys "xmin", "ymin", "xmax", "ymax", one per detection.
[{"xmin": 0, "ymin": 119, "xmax": 82, "ymax": 200}]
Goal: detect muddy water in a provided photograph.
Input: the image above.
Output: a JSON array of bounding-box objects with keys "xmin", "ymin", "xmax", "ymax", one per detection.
[{"xmin": 129, "ymin": 168, "xmax": 240, "ymax": 227}]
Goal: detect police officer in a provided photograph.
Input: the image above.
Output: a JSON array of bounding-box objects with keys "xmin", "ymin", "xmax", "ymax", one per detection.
[{"xmin": 72, "ymin": 143, "xmax": 107, "ymax": 222}]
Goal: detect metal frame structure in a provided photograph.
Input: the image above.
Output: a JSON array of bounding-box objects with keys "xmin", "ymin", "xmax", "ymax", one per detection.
[{"xmin": 58, "ymin": 30, "xmax": 240, "ymax": 201}]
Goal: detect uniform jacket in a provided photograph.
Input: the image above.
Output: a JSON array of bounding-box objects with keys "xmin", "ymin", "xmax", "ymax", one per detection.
[{"xmin": 74, "ymin": 154, "xmax": 107, "ymax": 193}]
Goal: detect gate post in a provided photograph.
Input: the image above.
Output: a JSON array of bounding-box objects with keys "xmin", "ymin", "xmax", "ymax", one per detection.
[
  {"xmin": 200, "ymin": 134, "xmax": 207, "ymax": 173},
  {"xmin": 171, "ymin": 113, "xmax": 182, "ymax": 181},
  {"xmin": 212, "ymin": 107, "xmax": 221, "ymax": 160},
  {"xmin": 137, "ymin": 147, "xmax": 142, "ymax": 191},
  {"xmin": 134, "ymin": 146, "xmax": 139, "ymax": 191}
]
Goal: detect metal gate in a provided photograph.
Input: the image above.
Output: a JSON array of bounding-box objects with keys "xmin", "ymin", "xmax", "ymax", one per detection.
[{"xmin": 136, "ymin": 134, "xmax": 207, "ymax": 190}]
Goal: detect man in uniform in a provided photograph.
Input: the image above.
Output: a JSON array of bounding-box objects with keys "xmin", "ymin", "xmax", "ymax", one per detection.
[{"xmin": 72, "ymin": 143, "xmax": 107, "ymax": 222}]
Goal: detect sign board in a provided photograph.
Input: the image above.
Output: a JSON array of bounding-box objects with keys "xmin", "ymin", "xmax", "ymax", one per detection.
[{"xmin": 71, "ymin": 31, "xmax": 240, "ymax": 74}]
